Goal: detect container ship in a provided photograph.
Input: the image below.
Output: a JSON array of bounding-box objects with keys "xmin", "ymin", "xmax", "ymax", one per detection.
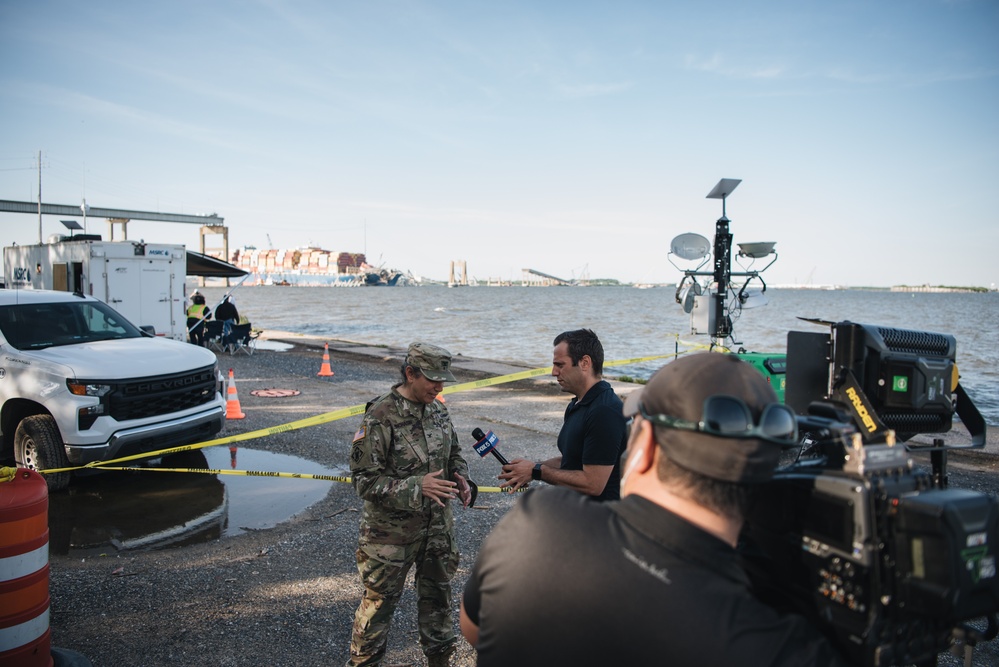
[{"xmin": 230, "ymin": 246, "xmax": 408, "ymax": 286}]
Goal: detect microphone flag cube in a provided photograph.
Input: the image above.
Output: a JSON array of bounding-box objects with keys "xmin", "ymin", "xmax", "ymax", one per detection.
[{"xmin": 474, "ymin": 430, "xmax": 500, "ymax": 459}]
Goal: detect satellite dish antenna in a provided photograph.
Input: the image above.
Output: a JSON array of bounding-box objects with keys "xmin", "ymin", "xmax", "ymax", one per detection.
[
  {"xmin": 670, "ymin": 233, "xmax": 711, "ymax": 261},
  {"xmin": 678, "ymin": 281, "xmax": 703, "ymax": 313},
  {"xmin": 738, "ymin": 242, "xmax": 776, "ymax": 258}
]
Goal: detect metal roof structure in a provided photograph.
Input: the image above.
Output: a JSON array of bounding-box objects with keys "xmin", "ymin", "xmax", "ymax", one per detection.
[{"xmin": 187, "ymin": 250, "xmax": 247, "ymax": 278}]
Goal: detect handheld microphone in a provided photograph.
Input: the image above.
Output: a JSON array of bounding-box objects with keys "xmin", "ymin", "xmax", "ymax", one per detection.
[{"xmin": 471, "ymin": 428, "xmax": 510, "ymax": 466}]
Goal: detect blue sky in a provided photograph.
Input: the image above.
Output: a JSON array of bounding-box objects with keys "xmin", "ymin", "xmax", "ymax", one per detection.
[{"xmin": 1, "ymin": 0, "xmax": 996, "ymax": 287}]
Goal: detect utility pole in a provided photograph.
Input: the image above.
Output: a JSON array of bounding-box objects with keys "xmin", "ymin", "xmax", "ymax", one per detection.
[{"xmin": 37, "ymin": 150, "xmax": 42, "ymax": 243}]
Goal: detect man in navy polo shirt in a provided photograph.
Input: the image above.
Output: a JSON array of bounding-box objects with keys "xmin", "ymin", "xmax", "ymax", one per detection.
[{"xmin": 499, "ymin": 328, "xmax": 627, "ymax": 501}]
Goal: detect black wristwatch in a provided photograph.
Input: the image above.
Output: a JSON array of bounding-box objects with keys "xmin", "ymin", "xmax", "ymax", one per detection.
[{"xmin": 532, "ymin": 462, "xmax": 543, "ymax": 481}]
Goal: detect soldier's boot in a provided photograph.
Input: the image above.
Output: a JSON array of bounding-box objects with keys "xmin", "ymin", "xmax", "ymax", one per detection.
[{"xmin": 425, "ymin": 643, "xmax": 455, "ymax": 667}]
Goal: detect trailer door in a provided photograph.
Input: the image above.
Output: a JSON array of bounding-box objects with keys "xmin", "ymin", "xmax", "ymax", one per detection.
[
  {"xmin": 102, "ymin": 258, "xmax": 145, "ymax": 327},
  {"xmin": 139, "ymin": 258, "xmax": 175, "ymax": 336}
]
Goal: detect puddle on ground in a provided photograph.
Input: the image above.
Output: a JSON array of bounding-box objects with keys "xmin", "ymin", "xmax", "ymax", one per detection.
[
  {"xmin": 254, "ymin": 339, "xmax": 294, "ymax": 351},
  {"xmin": 48, "ymin": 447, "xmax": 345, "ymax": 556}
]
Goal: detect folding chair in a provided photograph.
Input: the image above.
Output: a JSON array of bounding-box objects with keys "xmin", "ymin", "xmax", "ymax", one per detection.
[
  {"xmin": 227, "ymin": 323, "xmax": 259, "ymax": 356},
  {"xmin": 204, "ymin": 320, "xmax": 226, "ymax": 352}
]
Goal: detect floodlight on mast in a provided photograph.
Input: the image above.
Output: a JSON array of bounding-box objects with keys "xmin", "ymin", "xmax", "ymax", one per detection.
[{"xmin": 667, "ymin": 178, "xmax": 779, "ymax": 348}]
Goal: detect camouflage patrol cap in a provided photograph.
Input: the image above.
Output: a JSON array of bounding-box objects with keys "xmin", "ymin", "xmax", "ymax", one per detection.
[{"xmin": 406, "ymin": 342, "xmax": 457, "ymax": 382}]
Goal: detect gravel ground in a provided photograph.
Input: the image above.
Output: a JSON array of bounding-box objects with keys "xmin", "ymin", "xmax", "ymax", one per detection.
[
  {"xmin": 44, "ymin": 335, "xmax": 999, "ymax": 667},
  {"xmin": 47, "ymin": 336, "xmax": 566, "ymax": 667}
]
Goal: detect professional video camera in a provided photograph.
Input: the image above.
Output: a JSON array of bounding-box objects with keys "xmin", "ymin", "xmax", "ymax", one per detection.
[{"xmin": 745, "ymin": 320, "xmax": 999, "ymax": 667}]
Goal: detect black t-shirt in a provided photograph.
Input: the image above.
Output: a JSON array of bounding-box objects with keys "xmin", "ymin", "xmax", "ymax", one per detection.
[
  {"xmin": 556, "ymin": 380, "xmax": 627, "ymax": 500},
  {"xmin": 463, "ymin": 488, "xmax": 848, "ymax": 667}
]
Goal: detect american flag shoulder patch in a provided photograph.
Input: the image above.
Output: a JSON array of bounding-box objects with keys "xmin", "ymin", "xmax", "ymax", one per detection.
[{"xmin": 352, "ymin": 425, "xmax": 366, "ymax": 442}]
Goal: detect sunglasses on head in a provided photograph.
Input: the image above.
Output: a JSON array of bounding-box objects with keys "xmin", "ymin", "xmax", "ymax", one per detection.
[{"xmin": 638, "ymin": 394, "xmax": 798, "ymax": 445}]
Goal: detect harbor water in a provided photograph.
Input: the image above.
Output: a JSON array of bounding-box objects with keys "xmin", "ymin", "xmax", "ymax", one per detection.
[{"xmin": 199, "ymin": 285, "xmax": 999, "ymax": 425}]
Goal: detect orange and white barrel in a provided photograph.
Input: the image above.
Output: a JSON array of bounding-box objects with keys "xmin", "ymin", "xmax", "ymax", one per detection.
[{"xmin": 0, "ymin": 468, "xmax": 52, "ymax": 667}]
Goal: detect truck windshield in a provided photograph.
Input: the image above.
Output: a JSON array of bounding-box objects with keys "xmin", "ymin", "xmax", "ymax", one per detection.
[{"xmin": 0, "ymin": 300, "xmax": 144, "ymax": 350}]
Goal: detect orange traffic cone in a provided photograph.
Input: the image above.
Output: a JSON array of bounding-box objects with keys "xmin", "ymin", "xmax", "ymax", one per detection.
[
  {"xmin": 436, "ymin": 393, "xmax": 446, "ymax": 403},
  {"xmin": 317, "ymin": 343, "xmax": 335, "ymax": 377},
  {"xmin": 226, "ymin": 368, "xmax": 246, "ymax": 419}
]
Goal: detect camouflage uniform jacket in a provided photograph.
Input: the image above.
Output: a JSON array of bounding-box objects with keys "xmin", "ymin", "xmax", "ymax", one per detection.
[{"xmin": 350, "ymin": 385, "xmax": 469, "ymax": 544}]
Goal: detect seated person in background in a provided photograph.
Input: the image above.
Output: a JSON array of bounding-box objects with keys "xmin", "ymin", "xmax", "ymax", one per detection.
[
  {"xmin": 460, "ymin": 353, "xmax": 849, "ymax": 667},
  {"xmin": 186, "ymin": 292, "xmax": 211, "ymax": 346},
  {"xmin": 214, "ymin": 296, "xmax": 240, "ymax": 345},
  {"xmin": 214, "ymin": 295, "xmax": 239, "ymax": 324}
]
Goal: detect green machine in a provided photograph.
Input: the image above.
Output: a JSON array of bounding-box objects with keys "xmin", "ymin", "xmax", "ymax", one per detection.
[{"xmin": 735, "ymin": 352, "xmax": 786, "ymax": 403}]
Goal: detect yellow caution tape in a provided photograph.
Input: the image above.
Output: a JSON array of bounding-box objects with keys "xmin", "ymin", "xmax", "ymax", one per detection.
[
  {"xmin": 41, "ymin": 341, "xmax": 710, "ymax": 477},
  {"xmin": 476, "ymin": 486, "xmax": 528, "ymax": 494},
  {"xmin": 42, "ymin": 403, "xmax": 369, "ymax": 473},
  {"xmin": 93, "ymin": 465, "xmax": 355, "ymax": 483},
  {"xmin": 89, "ymin": 464, "xmax": 528, "ymax": 493}
]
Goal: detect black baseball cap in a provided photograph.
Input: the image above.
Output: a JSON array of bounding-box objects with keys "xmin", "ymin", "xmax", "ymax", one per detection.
[{"xmin": 623, "ymin": 353, "xmax": 782, "ymax": 483}]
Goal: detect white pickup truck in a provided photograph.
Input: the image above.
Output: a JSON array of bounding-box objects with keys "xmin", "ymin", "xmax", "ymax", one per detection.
[{"xmin": 0, "ymin": 289, "xmax": 226, "ymax": 490}]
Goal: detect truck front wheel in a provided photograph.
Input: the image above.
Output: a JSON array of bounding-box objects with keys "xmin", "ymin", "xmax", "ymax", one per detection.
[{"xmin": 15, "ymin": 415, "xmax": 71, "ymax": 491}]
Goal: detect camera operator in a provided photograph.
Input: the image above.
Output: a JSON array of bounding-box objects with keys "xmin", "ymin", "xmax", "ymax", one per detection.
[{"xmin": 460, "ymin": 353, "xmax": 848, "ymax": 666}]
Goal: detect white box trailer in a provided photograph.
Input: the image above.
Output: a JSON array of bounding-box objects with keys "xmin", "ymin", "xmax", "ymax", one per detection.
[{"xmin": 4, "ymin": 236, "xmax": 188, "ymax": 340}]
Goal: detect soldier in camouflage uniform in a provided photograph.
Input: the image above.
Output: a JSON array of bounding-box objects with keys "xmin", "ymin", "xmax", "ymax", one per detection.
[{"xmin": 347, "ymin": 342, "xmax": 473, "ymax": 667}]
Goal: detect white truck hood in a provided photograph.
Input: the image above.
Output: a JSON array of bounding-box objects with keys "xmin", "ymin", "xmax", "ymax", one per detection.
[{"xmin": 24, "ymin": 337, "xmax": 217, "ymax": 379}]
